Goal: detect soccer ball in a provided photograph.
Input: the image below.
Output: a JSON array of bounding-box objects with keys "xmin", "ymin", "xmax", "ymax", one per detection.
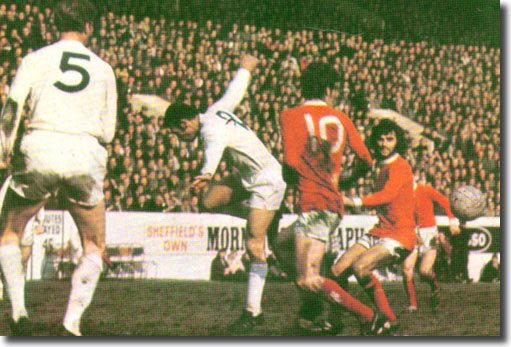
[{"xmin": 450, "ymin": 186, "xmax": 486, "ymax": 221}]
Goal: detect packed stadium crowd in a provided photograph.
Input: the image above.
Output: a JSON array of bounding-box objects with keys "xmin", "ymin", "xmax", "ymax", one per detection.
[{"xmin": 0, "ymin": 1, "xmax": 500, "ymax": 216}]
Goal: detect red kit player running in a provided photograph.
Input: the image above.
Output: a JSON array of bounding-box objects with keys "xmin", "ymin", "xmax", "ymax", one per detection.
[{"xmin": 403, "ymin": 181, "xmax": 460, "ymax": 312}]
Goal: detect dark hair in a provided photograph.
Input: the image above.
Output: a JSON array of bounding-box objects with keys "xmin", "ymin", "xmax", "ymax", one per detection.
[
  {"xmin": 300, "ymin": 62, "xmax": 340, "ymax": 100},
  {"xmin": 54, "ymin": 0, "xmax": 97, "ymax": 33},
  {"xmin": 368, "ymin": 118, "xmax": 408, "ymax": 159},
  {"xmin": 163, "ymin": 102, "xmax": 198, "ymax": 129}
]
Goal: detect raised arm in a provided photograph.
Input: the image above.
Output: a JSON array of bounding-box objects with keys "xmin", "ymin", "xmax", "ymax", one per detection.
[{"xmin": 206, "ymin": 55, "xmax": 259, "ymax": 115}]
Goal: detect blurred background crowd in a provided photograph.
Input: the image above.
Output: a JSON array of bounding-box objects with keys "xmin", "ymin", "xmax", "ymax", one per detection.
[{"xmin": 0, "ymin": 0, "xmax": 499, "ymax": 217}]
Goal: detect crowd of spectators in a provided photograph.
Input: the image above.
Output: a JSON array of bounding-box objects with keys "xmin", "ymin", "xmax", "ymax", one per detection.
[{"xmin": 0, "ymin": 1, "xmax": 500, "ymax": 217}]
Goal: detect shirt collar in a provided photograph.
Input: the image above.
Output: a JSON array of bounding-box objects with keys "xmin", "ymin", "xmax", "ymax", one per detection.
[
  {"xmin": 303, "ymin": 99, "xmax": 327, "ymax": 106},
  {"xmin": 382, "ymin": 153, "xmax": 400, "ymax": 165}
]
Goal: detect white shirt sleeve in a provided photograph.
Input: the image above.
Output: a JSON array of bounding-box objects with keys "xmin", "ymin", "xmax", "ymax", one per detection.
[
  {"xmin": 206, "ymin": 68, "xmax": 251, "ymax": 115},
  {"xmin": 200, "ymin": 120, "xmax": 227, "ymax": 176},
  {"xmin": 0, "ymin": 57, "xmax": 31, "ymax": 159},
  {"xmin": 99, "ymin": 65, "xmax": 117, "ymax": 144}
]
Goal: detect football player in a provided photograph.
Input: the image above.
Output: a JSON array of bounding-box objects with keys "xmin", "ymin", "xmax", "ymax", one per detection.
[
  {"xmin": 275, "ymin": 61, "xmax": 376, "ymax": 335},
  {"xmin": 403, "ymin": 180, "xmax": 460, "ymax": 312},
  {"xmin": 0, "ymin": 0, "xmax": 116, "ymax": 335},
  {"xmin": 331, "ymin": 119, "xmax": 416, "ymax": 335},
  {"xmin": 163, "ymin": 55, "xmax": 286, "ymax": 335}
]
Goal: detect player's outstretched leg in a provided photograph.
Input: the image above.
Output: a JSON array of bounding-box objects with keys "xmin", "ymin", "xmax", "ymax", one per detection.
[{"xmin": 62, "ymin": 201, "xmax": 106, "ymax": 336}]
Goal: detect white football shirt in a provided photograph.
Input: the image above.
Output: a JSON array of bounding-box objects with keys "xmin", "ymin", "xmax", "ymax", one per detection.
[
  {"xmin": 200, "ymin": 68, "xmax": 282, "ymax": 187},
  {"xmin": 4, "ymin": 39, "xmax": 116, "ymax": 146}
]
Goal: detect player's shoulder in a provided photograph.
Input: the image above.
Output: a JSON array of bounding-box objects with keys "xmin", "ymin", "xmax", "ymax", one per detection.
[
  {"xmin": 199, "ymin": 112, "xmax": 225, "ymax": 133},
  {"xmin": 391, "ymin": 155, "xmax": 413, "ymax": 173}
]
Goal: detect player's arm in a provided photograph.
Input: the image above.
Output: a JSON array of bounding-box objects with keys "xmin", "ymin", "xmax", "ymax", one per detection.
[
  {"xmin": 99, "ymin": 66, "xmax": 118, "ymax": 144},
  {"xmin": 338, "ymin": 156, "xmax": 372, "ymax": 191},
  {"xmin": 206, "ymin": 55, "xmax": 259, "ymax": 115},
  {"xmin": 338, "ymin": 116, "xmax": 373, "ymax": 190},
  {"xmin": 427, "ymin": 185, "xmax": 460, "ymax": 234},
  {"xmin": 0, "ymin": 57, "xmax": 32, "ymax": 167},
  {"xmin": 350, "ymin": 163, "xmax": 409, "ymax": 208}
]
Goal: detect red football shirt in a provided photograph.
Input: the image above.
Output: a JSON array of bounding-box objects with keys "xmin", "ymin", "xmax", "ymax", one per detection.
[
  {"xmin": 280, "ymin": 100, "xmax": 373, "ymax": 215},
  {"xmin": 414, "ymin": 183, "xmax": 456, "ymax": 228},
  {"xmin": 362, "ymin": 154, "xmax": 417, "ymax": 251}
]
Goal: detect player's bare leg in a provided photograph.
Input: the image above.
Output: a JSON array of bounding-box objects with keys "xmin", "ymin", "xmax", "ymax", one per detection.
[
  {"xmin": 294, "ymin": 237, "xmax": 378, "ymax": 334},
  {"xmin": 419, "ymin": 247, "xmax": 440, "ymax": 311},
  {"xmin": 20, "ymin": 246, "xmax": 32, "ymax": 272},
  {"xmin": 0, "ymin": 189, "xmax": 46, "ymax": 335},
  {"xmin": 330, "ymin": 243, "xmax": 366, "ymax": 277},
  {"xmin": 226, "ymin": 208, "xmax": 275, "ymax": 334},
  {"xmin": 351, "ymin": 245, "xmax": 397, "ymax": 323},
  {"xmin": 201, "ymin": 182, "xmax": 251, "ymax": 220},
  {"xmin": 403, "ymin": 250, "xmax": 418, "ymax": 312},
  {"xmin": 62, "ymin": 201, "xmax": 106, "ymax": 336},
  {"xmin": 437, "ymin": 232, "xmax": 452, "ymax": 277}
]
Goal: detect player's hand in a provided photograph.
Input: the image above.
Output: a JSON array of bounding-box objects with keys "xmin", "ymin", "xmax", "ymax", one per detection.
[
  {"xmin": 240, "ymin": 54, "xmax": 259, "ymax": 73},
  {"xmin": 191, "ymin": 173, "xmax": 212, "ymax": 193},
  {"xmin": 450, "ymin": 225, "xmax": 461, "ymax": 236}
]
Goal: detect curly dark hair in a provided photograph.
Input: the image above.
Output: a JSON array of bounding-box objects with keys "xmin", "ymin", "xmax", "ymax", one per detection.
[
  {"xmin": 300, "ymin": 61, "xmax": 341, "ymax": 100},
  {"xmin": 368, "ymin": 118, "xmax": 408, "ymax": 160}
]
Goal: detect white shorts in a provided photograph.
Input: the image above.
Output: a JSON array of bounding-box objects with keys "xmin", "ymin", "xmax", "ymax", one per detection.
[
  {"xmin": 11, "ymin": 130, "xmax": 107, "ymax": 207},
  {"xmin": 416, "ymin": 226, "xmax": 438, "ymax": 254},
  {"xmin": 292, "ymin": 210, "xmax": 341, "ymax": 248},
  {"xmin": 242, "ymin": 168, "xmax": 286, "ymax": 211},
  {"xmin": 356, "ymin": 234, "xmax": 411, "ymax": 261}
]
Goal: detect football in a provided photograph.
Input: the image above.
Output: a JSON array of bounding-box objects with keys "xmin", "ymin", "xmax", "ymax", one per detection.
[{"xmin": 450, "ymin": 186, "xmax": 487, "ymax": 221}]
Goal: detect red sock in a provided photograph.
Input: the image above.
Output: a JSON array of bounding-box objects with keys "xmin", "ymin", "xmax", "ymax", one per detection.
[
  {"xmin": 403, "ymin": 277, "xmax": 417, "ymax": 307},
  {"xmin": 320, "ymin": 278, "xmax": 374, "ymax": 323},
  {"xmin": 363, "ymin": 274, "xmax": 397, "ymax": 322}
]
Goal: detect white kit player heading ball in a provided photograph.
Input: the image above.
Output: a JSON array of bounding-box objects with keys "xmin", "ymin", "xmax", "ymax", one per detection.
[{"xmin": 163, "ymin": 55, "xmax": 286, "ymax": 334}]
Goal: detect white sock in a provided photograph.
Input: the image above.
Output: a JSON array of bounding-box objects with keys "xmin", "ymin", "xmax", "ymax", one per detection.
[
  {"xmin": 63, "ymin": 254, "xmax": 102, "ymax": 336},
  {"xmin": 0, "ymin": 245, "xmax": 27, "ymax": 321},
  {"xmin": 246, "ymin": 262, "xmax": 268, "ymax": 316}
]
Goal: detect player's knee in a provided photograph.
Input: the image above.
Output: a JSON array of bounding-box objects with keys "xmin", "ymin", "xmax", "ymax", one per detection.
[
  {"xmin": 403, "ymin": 269, "xmax": 414, "ymax": 281},
  {"xmin": 246, "ymin": 239, "xmax": 266, "ymax": 262},
  {"xmin": 296, "ymin": 274, "xmax": 323, "ymax": 293},
  {"xmin": 330, "ymin": 263, "xmax": 342, "ymax": 277},
  {"xmin": 352, "ymin": 261, "xmax": 371, "ymax": 279},
  {"xmin": 419, "ymin": 268, "xmax": 433, "ymax": 279}
]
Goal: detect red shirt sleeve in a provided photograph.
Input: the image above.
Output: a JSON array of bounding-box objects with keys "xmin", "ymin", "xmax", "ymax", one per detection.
[
  {"xmin": 427, "ymin": 185, "xmax": 456, "ymax": 219},
  {"xmin": 342, "ymin": 114, "xmax": 374, "ymax": 166},
  {"xmin": 362, "ymin": 162, "xmax": 408, "ymax": 206}
]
